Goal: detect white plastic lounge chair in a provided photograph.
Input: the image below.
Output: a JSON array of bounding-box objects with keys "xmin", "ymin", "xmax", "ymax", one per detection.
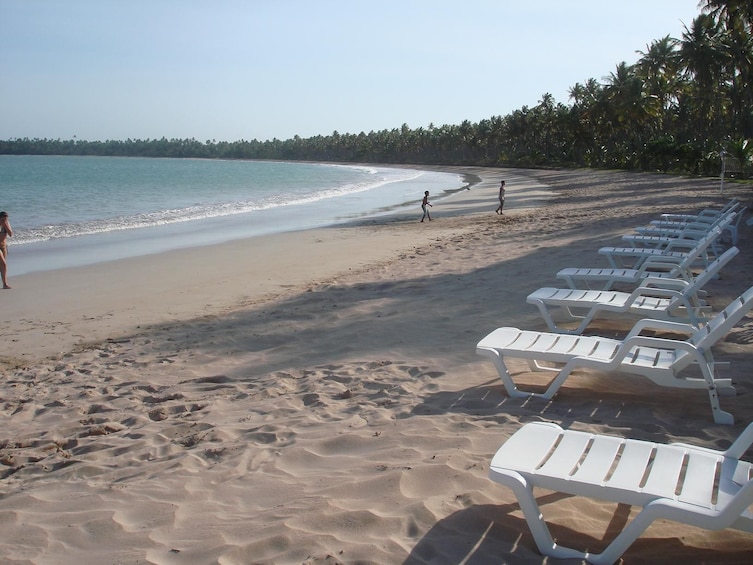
[
  {"xmin": 489, "ymin": 421, "xmax": 753, "ymax": 565},
  {"xmin": 599, "ymin": 237, "xmax": 715, "ymax": 269},
  {"xmin": 601, "ymin": 212, "xmax": 735, "ymax": 271},
  {"xmin": 643, "ymin": 208, "xmax": 744, "ymax": 247},
  {"xmin": 637, "ymin": 210, "xmax": 735, "ymax": 235},
  {"xmin": 598, "ymin": 218, "xmax": 729, "ymax": 269},
  {"xmin": 528, "ymin": 247, "xmax": 738, "ymax": 334},
  {"xmin": 646, "ymin": 200, "xmax": 739, "ymax": 229},
  {"xmin": 658, "ymin": 198, "xmax": 739, "ymax": 223},
  {"xmin": 653, "ymin": 200, "xmax": 744, "ymax": 247},
  {"xmin": 557, "ymin": 226, "xmax": 722, "ymax": 290},
  {"xmin": 476, "ymin": 285, "xmax": 753, "ymax": 424},
  {"xmin": 621, "ymin": 212, "xmax": 735, "ymax": 249}
]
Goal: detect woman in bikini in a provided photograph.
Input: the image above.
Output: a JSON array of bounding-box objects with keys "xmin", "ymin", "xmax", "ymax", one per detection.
[{"xmin": 0, "ymin": 211, "xmax": 13, "ymax": 289}]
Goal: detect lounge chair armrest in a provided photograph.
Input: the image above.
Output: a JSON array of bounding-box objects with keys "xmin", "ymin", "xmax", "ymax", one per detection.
[
  {"xmin": 640, "ymin": 257, "xmax": 684, "ymax": 268},
  {"xmin": 642, "ymin": 253, "xmax": 686, "ymax": 264},
  {"xmin": 639, "ymin": 265, "xmax": 687, "ymax": 278},
  {"xmin": 680, "ymin": 227, "xmax": 717, "ymax": 236},
  {"xmin": 683, "ymin": 221, "xmax": 719, "ymax": 231},
  {"xmin": 627, "ymin": 286, "xmax": 684, "ymax": 303},
  {"xmin": 640, "ymin": 277, "xmax": 689, "ymax": 290},
  {"xmin": 621, "ymin": 335, "xmax": 698, "ymax": 352},
  {"xmin": 604, "ymin": 336, "xmax": 700, "ymax": 368},
  {"xmin": 625, "ymin": 318, "xmax": 696, "ymax": 338},
  {"xmin": 664, "ymin": 240, "xmax": 708, "ymax": 252},
  {"xmin": 695, "ymin": 211, "xmax": 721, "ymax": 218},
  {"xmin": 638, "ymin": 258, "xmax": 689, "ymax": 273}
]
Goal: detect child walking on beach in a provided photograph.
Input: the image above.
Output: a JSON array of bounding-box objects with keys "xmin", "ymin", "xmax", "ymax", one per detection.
[
  {"xmin": 421, "ymin": 191, "xmax": 432, "ymax": 222},
  {"xmin": 495, "ymin": 180, "xmax": 506, "ymax": 214}
]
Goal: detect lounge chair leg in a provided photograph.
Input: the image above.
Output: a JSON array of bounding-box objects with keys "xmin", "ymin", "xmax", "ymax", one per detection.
[
  {"xmin": 491, "ymin": 470, "xmax": 589, "ymax": 561},
  {"xmin": 709, "ymin": 386, "xmax": 734, "ymax": 425},
  {"xmin": 540, "ymin": 365, "xmax": 575, "ymax": 400},
  {"xmin": 497, "ymin": 468, "xmax": 653, "ymax": 565},
  {"xmin": 488, "ymin": 350, "xmax": 535, "ymax": 398},
  {"xmin": 698, "ymin": 352, "xmax": 735, "ymax": 425},
  {"xmin": 531, "ymin": 302, "xmax": 562, "ymax": 332},
  {"xmin": 584, "ymin": 502, "xmax": 671, "ymax": 565},
  {"xmin": 490, "ymin": 352, "xmax": 570, "ymax": 400},
  {"xmin": 531, "ymin": 300, "xmax": 597, "ymax": 335}
]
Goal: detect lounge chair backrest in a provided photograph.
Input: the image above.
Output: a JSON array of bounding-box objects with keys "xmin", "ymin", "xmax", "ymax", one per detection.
[
  {"xmin": 676, "ymin": 246, "xmax": 739, "ymax": 299},
  {"xmin": 670, "ymin": 210, "xmax": 735, "ymax": 237},
  {"xmin": 690, "ymin": 285, "xmax": 753, "ymax": 349},
  {"xmin": 700, "ymin": 198, "xmax": 741, "ymax": 219},
  {"xmin": 694, "ymin": 211, "xmax": 735, "ymax": 239},
  {"xmin": 669, "ymin": 225, "xmax": 723, "ymax": 270},
  {"xmin": 723, "ymin": 207, "xmax": 747, "ymax": 246},
  {"xmin": 661, "ymin": 216, "xmax": 731, "ymax": 272},
  {"xmin": 660, "ymin": 199, "xmax": 739, "ymax": 222},
  {"xmin": 707, "ymin": 211, "xmax": 736, "ymax": 234},
  {"xmin": 707, "ymin": 208, "xmax": 737, "ymax": 227},
  {"xmin": 714, "ymin": 198, "xmax": 741, "ymax": 217}
]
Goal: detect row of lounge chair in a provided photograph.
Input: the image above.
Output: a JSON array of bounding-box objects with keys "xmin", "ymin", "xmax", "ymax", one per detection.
[
  {"xmin": 600, "ymin": 197, "xmax": 742, "ymax": 268},
  {"xmin": 476, "ymin": 199, "xmax": 752, "ymax": 563},
  {"xmin": 478, "ymin": 206, "xmax": 747, "ymax": 424}
]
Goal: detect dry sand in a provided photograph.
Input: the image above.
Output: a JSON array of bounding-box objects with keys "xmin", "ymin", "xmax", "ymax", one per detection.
[{"xmin": 1, "ymin": 166, "xmax": 752, "ymax": 564}]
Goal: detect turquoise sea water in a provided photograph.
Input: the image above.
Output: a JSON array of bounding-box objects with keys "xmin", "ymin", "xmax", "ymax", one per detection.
[{"xmin": 0, "ymin": 156, "xmax": 466, "ymax": 275}]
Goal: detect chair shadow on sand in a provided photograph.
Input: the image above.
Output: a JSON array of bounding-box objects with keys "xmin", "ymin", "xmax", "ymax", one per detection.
[{"xmin": 402, "ymin": 497, "xmax": 753, "ymax": 564}]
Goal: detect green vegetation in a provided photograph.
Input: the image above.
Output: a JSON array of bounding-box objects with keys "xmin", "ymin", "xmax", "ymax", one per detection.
[{"xmin": 1, "ymin": 1, "xmax": 751, "ymax": 179}]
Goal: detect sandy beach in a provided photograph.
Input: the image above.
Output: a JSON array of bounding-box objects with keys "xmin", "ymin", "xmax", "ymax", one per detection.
[{"xmin": 1, "ymin": 166, "xmax": 752, "ymax": 564}]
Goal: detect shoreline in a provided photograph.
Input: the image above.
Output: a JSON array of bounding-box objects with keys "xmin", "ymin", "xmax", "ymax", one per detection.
[
  {"xmin": 1, "ymin": 166, "xmax": 752, "ymax": 563},
  {"xmin": 0, "ymin": 165, "xmax": 548, "ymax": 366},
  {"xmin": 5, "ymin": 162, "xmax": 468, "ymax": 278}
]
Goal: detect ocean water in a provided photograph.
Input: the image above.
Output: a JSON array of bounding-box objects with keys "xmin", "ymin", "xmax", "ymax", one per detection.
[{"xmin": 0, "ymin": 155, "xmax": 466, "ymax": 275}]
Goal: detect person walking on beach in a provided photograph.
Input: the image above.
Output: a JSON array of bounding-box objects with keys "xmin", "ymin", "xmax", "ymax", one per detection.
[
  {"xmin": 420, "ymin": 191, "xmax": 432, "ymax": 222},
  {"xmin": 495, "ymin": 180, "xmax": 506, "ymax": 214},
  {"xmin": 0, "ymin": 211, "xmax": 13, "ymax": 289}
]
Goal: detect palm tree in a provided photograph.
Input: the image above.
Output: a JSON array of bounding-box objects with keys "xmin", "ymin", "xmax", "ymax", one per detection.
[
  {"xmin": 567, "ymin": 79, "xmax": 602, "ymax": 166},
  {"xmin": 700, "ymin": 1, "xmax": 753, "ymax": 137},
  {"xmin": 598, "ymin": 62, "xmax": 659, "ymax": 166},
  {"xmin": 700, "ymin": 0, "xmax": 753, "ymax": 31},
  {"xmin": 678, "ymin": 13, "xmax": 729, "ymax": 140},
  {"xmin": 635, "ymin": 35, "xmax": 681, "ymax": 132}
]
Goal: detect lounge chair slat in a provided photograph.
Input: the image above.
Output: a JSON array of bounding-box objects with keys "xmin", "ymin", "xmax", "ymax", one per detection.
[
  {"xmin": 570, "ymin": 435, "xmax": 624, "ymax": 484},
  {"xmin": 679, "ymin": 451, "xmax": 720, "ymax": 507},
  {"xmin": 489, "ymin": 422, "xmax": 561, "ymax": 472},
  {"xmin": 642, "ymin": 445, "xmax": 686, "ymax": 496},
  {"xmin": 606, "ymin": 441, "xmax": 654, "ymax": 490},
  {"xmin": 537, "ymin": 432, "xmax": 593, "ymax": 478}
]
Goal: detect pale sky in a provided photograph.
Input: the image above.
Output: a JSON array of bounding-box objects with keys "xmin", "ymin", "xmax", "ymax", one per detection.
[{"xmin": 1, "ymin": 0, "xmax": 703, "ymax": 143}]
